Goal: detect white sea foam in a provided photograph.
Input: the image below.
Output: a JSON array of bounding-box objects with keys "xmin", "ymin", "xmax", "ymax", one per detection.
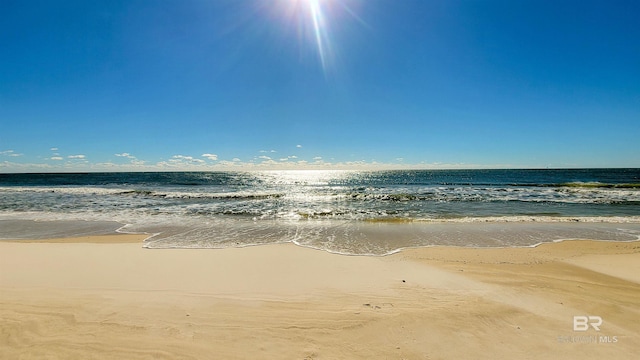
[{"xmin": 0, "ymin": 186, "xmax": 124, "ymax": 196}]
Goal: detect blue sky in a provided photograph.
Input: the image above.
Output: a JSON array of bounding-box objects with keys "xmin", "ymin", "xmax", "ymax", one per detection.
[{"xmin": 1, "ymin": 0, "xmax": 639, "ymax": 172}]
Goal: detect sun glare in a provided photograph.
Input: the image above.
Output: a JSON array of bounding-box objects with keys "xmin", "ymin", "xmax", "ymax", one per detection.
[
  {"xmin": 269, "ymin": 0, "xmax": 367, "ymax": 77},
  {"xmin": 307, "ymin": 0, "xmax": 328, "ymax": 71},
  {"xmin": 283, "ymin": 0, "xmax": 333, "ymax": 74},
  {"xmin": 278, "ymin": 0, "xmax": 365, "ymax": 76}
]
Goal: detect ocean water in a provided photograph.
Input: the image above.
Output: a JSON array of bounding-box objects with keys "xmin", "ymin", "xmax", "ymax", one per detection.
[{"xmin": 1, "ymin": 169, "xmax": 639, "ymax": 255}]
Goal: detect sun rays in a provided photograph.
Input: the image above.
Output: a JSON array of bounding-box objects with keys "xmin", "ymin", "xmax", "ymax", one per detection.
[
  {"xmin": 275, "ymin": 0, "xmax": 366, "ymax": 76},
  {"xmin": 307, "ymin": 0, "xmax": 329, "ymax": 71}
]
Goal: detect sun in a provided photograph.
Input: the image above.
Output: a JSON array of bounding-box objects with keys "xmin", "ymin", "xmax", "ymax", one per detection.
[
  {"xmin": 306, "ymin": 0, "xmax": 329, "ymax": 70},
  {"xmin": 286, "ymin": 0, "xmax": 332, "ymax": 73},
  {"xmin": 271, "ymin": 0, "xmax": 366, "ymax": 76}
]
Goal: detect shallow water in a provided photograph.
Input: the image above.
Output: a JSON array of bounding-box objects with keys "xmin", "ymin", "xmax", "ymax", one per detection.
[{"xmin": 1, "ymin": 169, "xmax": 639, "ymax": 254}]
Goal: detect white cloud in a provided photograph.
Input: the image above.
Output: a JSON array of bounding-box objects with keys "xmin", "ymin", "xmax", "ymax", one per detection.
[
  {"xmin": 50, "ymin": 147, "xmax": 58, "ymax": 151},
  {"xmin": 258, "ymin": 159, "xmax": 278, "ymax": 166},
  {"xmin": 115, "ymin": 152, "xmax": 134, "ymax": 158},
  {"xmin": 296, "ymin": 144, "xmax": 303, "ymax": 148},
  {"xmin": 280, "ymin": 155, "xmax": 299, "ymax": 161},
  {"xmin": 154, "ymin": 155, "xmax": 208, "ymax": 170},
  {"xmin": 0, "ymin": 148, "xmax": 517, "ymax": 173},
  {"xmin": 170, "ymin": 155, "xmax": 205, "ymax": 164},
  {"xmin": 1, "ymin": 150, "xmax": 23, "ymax": 157},
  {"xmin": 113, "ymin": 153, "xmax": 145, "ymax": 166},
  {"xmin": 202, "ymin": 153, "xmax": 218, "ymax": 161},
  {"xmin": 217, "ymin": 160, "xmax": 241, "ymax": 167},
  {"xmin": 0, "ymin": 158, "xmax": 522, "ymax": 173},
  {"xmin": 0, "ymin": 161, "xmax": 54, "ymax": 171}
]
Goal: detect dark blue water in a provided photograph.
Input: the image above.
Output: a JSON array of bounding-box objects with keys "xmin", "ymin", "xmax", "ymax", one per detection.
[
  {"xmin": 1, "ymin": 168, "xmax": 639, "ymax": 187},
  {"xmin": 1, "ymin": 169, "xmax": 639, "ymax": 254}
]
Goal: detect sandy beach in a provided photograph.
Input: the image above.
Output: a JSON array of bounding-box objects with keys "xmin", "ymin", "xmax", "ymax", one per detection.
[{"xmin": 1, "ymin": 236, "xmax": 639, "ymax": 359}]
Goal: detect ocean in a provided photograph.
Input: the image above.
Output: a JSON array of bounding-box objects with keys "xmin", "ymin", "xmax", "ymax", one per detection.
[{"xmin": 1, "ymin": 169, "xmax": 639, "ymax": 255}]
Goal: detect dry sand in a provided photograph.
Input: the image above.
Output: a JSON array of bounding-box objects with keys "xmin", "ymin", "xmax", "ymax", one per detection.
[{"xmin": 1, "ymin": 235, "xmax": 639, "ymax": 359}]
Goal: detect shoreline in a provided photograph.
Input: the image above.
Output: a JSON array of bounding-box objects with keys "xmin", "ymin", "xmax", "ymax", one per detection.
[
  {"xmin": 1, "ymin": 235, "xmax": 639, "ymax": 359},
  {"xmin": 6, "ymin": 231, "xmax": 640, "ymax": 257},
  {"xmin": 3, "ymin": 218, "xmax": 640, "ymax": 255}
]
